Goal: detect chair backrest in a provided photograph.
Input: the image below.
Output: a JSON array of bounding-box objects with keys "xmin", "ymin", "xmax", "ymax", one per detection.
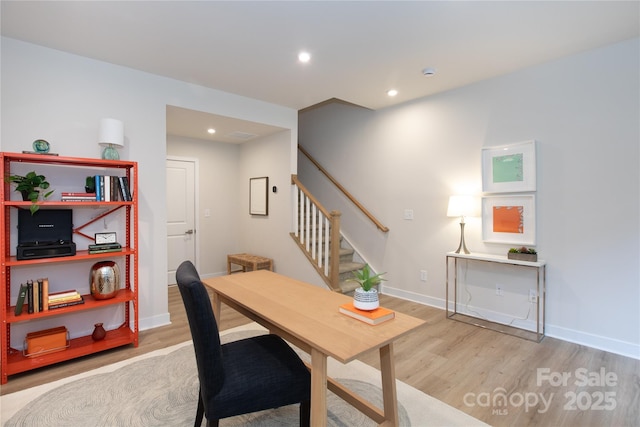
[{"xmin": 176, "ymin": 260, "xmax": 225, "ymax": 398}]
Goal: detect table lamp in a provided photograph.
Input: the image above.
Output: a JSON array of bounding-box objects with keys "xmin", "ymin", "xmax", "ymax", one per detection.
[
  {"xmin": 98, "ymin": 118, "xmax": 124, "ymax": 160},
  {"xmin": 447, "ymin": 195, "xmax": 479, "ymax": 254}
]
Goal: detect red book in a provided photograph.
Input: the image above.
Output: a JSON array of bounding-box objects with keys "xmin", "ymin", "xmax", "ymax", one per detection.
[
  {"xmin": 339, "ymin": 302, "xmax": 395, "ymax": 325},
  {"xmin": 61, "ymin": 192, "xmax": 96, "ymax": 197}
]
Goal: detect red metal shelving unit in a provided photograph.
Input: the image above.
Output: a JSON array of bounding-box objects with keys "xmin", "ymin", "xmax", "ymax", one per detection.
[{"xmin": 1, "ymin": 152, "xmax": 138, "ymax": 384}]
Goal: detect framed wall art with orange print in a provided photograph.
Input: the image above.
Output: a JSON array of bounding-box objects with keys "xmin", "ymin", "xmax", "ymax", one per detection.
[{"xmin": 482, "ymin": 195, "xmax": 536, "ymax": 244}]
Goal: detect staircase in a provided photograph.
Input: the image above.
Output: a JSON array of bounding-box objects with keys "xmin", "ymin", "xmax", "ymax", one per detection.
[
  {"xmin": 336, "ymin": 240, "xmax": 367, "ymax": 295},
  {"xmin": 290, "ymin": 175, "xmax": 371, "ymax": 294}
]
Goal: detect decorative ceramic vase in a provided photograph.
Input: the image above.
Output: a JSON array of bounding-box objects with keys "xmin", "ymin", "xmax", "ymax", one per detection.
[
  {"xmin": 32, "ymin": 139, "xmax": 50, "ymax": 154},
  {"xmin": 90, "ymin": 261, "xmax": 121, "ymax": 300},
  {"xmin": 92, "ymin": 323, "xmax": 106, "ymax": 341},
  {"xmin": 353, "ymin": 287, "xmax": 379, "ymax": 311}
]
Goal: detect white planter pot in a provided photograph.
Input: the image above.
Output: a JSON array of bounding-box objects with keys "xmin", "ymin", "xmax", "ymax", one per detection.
[{"xmin": 353, "ymin": 287, "xmax": 379, "ymax": 311}]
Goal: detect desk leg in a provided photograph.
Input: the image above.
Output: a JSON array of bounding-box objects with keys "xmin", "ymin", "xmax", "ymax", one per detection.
[
  {"xmin": 310, "ymin": 348, "xmax": 328, "ymax": 427},
  {"xmin": 212, "ymin": 292, "xmax": 222, "ymax": 323},
  {"xmin": 380, "ymin": 343, "xmax": 399, "ymax": 426}
]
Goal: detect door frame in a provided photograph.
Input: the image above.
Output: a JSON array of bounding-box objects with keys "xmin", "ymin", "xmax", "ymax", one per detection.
[{"xmin": 166, "ymin": 155, "xmax": 200, "ymax": 278}]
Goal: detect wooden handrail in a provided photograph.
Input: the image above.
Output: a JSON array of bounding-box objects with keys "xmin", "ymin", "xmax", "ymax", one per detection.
[
  {"xmin": 298, "ymin": 145, "xmax": 389, "ymax": 233},
  {"xmin": 291, "ymin": 175, "xmax": 332, "ymax": 219}
]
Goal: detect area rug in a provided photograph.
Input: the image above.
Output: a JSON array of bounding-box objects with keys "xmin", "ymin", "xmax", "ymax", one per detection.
[{"xmin": 1, "ymin": 323, "xmax": 487, "ymax": 426}]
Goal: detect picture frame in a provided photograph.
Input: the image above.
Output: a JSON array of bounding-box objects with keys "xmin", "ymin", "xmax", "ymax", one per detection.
[
  {"xmin": 482, "ymin": 195, "xmax": 536, "ymax": 245},
  {"xmin": 482, "ymin": 140, "xmax": 536, "ymax": 193},
  {"xmin": 249, "ymin": 177, "xmax": 269, "ymax": 216}
]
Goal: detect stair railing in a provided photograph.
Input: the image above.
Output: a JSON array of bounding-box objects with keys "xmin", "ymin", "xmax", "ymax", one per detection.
[
  {"xmin": 291, "ymin": 175, "xmax": 342, "ymax": 292},
  {"xmin": 298, "ymin": 145, "xmax": 389, "ymax": 233}
]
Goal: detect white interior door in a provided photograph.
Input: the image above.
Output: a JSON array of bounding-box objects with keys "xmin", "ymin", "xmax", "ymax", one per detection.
[{"xmin": 166, "ymin": 158, "xmax": 196, "ymax": 285}]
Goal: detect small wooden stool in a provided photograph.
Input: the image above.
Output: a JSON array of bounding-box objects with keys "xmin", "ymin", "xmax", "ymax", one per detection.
[{"xmin": 227, "ymin": 253, "xmax": 274, "ymax": 275}]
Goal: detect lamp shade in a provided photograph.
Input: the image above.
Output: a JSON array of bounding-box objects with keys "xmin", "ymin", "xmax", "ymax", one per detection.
[
  {"xmin": 98, "ymin": 118, "xmax": 124, "ymax": 148},
  {"xmin": 447, "ymin": 195, "xmax": 480, "ymax": 218}
]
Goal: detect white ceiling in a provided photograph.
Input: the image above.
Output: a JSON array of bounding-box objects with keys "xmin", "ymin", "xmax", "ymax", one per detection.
[{"xmin": 2, "ymin": 1, "xmax": 638, "ymax": 142}]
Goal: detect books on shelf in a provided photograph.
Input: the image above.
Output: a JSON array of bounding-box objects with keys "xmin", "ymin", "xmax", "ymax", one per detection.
[
  {"xmin": 94, "ymin": 175, "xmax": 132, "ymax": 202},
  {"xmin": 14, "ymin": 283, "xmax": 28, "ymax": 315},
  {"xmin": 27, "ymin": 280, "xmax": 34, "ymax": 314},
  {"xmin": 88, "ymin": 243, "xmax": 122, "ymax": 254},
  {"xmin": 338, "ymin": 302, "xmax": 395, "ymax": 325},
  {"xmin": 61, "ymin": 175, "xmax": 132, "ymax": 202},
  {"xmin": 61, "ymin": 192, "xmax": 97, "ymax": 202},
  {"xmin": 88, "ymin": 247, "xmax": 123, "ymax": 254},
  {"xmin": 14, "ymin": 282, "xmax": 86, "ymax": 314},
  {"xmin": 48, "ymin": 289, "xmax": 84, "ymax": 310},
  {"xmin": 48, "ymin": 296, "xmax": 85, "ymax": 310},
  {"xmin": 48, "ymin": 290, "xmax": 82, "ymax": 302}
]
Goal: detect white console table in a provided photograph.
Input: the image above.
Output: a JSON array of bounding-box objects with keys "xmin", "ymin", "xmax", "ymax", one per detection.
[{"xmin": 446, "ymin": 252, "xmax": 546, "ymax": 342}]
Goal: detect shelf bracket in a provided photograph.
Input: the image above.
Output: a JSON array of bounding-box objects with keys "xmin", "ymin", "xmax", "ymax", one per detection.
[{"xmin": 73, "ymin": 205, "xmax": 126, "ymax": 241}]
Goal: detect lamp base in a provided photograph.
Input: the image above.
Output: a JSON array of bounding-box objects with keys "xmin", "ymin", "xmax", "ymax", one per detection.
[
  {"xmin": 101, "ymin": 145, "xmax": 120, "ymax": 160},
  {"xmin": 454, "ymin": 222, "xmax": 470, "ymax": 254}
]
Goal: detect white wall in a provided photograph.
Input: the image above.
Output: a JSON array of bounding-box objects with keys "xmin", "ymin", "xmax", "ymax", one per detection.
[
  {"xmin": 298, "ymin": 38, "xmax": 640, "ymax": 358},
  {"xmin": 1, "ymin": 37, "xmax": 301, "ymax": 332}
]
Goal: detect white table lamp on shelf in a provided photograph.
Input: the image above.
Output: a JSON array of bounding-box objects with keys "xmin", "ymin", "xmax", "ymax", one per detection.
[
  {"xmin": 98, "ymin": 118, "xmax": 124, "ymax": 160},
  {"xmin": 447, "ymin": 195, "xmax": 480, "ymax": 254}
]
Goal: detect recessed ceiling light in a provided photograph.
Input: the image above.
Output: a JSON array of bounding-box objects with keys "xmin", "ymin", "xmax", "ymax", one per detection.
[
  {"xmin": 298, "ymin": 51, "xmax": 311, "ymax": 63},
  {"xmin": 207, "ymin": 128, "xmax": 216, "ymax": 134},
  {"xmin": 387, "ymin": 89, "xmax": 398, "ymax": 97}
]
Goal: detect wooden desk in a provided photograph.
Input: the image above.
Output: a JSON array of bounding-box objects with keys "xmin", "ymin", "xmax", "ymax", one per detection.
[{"xmin": 204, "ymin": 270, "xmax": 426, "ymax": 426}]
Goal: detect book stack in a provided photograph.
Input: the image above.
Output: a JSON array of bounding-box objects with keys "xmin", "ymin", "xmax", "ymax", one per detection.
[
  {"xmin": 14, "ymin": 280, "xmax": 85, "ymax": 315},
  {"xmin": 338, "ymin": 302, "xmax": 395, "ymax": 325},
  {"xmin": 48, "ymin": 290, "xmax": 84, "ymax": 310},
  {"xmin": 61, "ymin": 192, "xmax": 97, "ymax": 202},
  {"xmin": 88, "ymin": 243, "xmax": 122, "ymax": 254},
  {"xmin": 95, "ymin": 175, "xmax": 132, "ymax": 202}
]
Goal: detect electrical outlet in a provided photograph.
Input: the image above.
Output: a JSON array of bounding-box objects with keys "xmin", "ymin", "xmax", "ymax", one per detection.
[
  {"xmin": 495, "ymin": 285, "xmax": 504, "ymax": 296},
  {"xmin": 403, "ymin": 209, "xmax": 414, "ymax": 220},
  {"xmin": 420, "ymin": 270, "xmax": 428, "ymax": 282},
  {"xmin": 529, "ymin": 289, "xmax": 537, "ymax": 303}
]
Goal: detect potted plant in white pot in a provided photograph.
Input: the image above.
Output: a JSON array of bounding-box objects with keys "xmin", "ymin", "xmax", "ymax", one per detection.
[{"xmin": 347, "ymin": 264, "xmax": 386, "ymax": 310}]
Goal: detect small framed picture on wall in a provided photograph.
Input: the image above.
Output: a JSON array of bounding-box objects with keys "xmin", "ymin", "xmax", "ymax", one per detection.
[{"xmin": 249, "ymin": 177, "xmax": 269, "ymax": 216}]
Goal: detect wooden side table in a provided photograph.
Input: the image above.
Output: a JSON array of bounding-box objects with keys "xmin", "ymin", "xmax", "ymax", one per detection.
[{"xmin": 227, "ymin": 253, "xmax": 274, "ymax": 275}]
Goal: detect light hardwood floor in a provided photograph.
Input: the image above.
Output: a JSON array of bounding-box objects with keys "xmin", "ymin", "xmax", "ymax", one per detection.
[{"xmin": 2, "ymin": 285, "xmax": 639, "ymax": 426}]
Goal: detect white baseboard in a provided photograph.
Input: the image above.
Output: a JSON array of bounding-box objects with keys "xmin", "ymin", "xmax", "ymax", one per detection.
[
  {"xmin": 139, "ymin": 313, "xmax": 171, "ymax": 332},
  {"xmin": 382, "ymin": 285, "xmax": 640, "ymax": 360},
  {"xmin": 545, "ymin": 324, "xmax": 640, "ymax": 360}
]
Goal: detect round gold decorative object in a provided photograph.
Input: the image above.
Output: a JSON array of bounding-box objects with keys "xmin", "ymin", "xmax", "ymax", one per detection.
[{"xmin": 89, "ymin": 261, "xmax": 120, "ymax": 300}]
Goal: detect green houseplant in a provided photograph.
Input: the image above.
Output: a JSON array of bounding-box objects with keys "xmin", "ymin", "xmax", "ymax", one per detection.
[
  {"xmin": 7, "ymin": 171, "xmax": 54, "ymax": 214},
  {"xmin": 347, "ymin": 264, "xmax": 386, "ymax": 310}
]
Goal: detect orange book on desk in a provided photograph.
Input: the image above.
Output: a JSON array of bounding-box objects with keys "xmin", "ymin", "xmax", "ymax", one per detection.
[{"xmin": 339, "ymin": 302, "xmax": 395, "ymax": 325}]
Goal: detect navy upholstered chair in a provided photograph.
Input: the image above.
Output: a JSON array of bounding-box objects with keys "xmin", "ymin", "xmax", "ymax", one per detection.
[{"xmin": 175, "ymin": 261, "xmax": 311, "ymax": 427}]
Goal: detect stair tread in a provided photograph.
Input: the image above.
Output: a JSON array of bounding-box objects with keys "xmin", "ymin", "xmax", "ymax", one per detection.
[{"xmin": 339, "ymin": 261, "xmax": 365, "ymax": 273}]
